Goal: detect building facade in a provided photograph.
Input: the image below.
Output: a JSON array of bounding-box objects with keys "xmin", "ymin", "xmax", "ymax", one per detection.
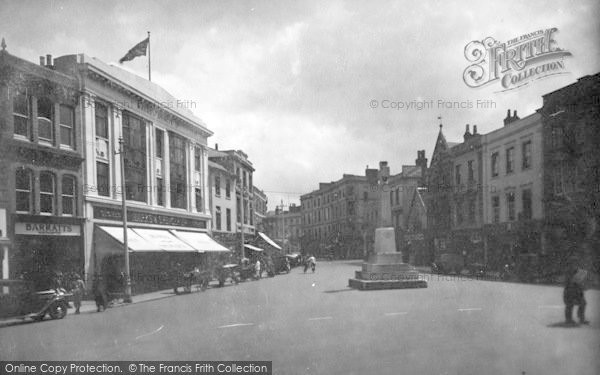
[
  {"xmin": 481, "ymin": 111, "xmax": 544, "ymax": 275},
  {"xmin": 0, "ymin": 46, "xmax": 84, "ymax": 289},
  {"xmin": 207, "ymin": 147, "xmax": 255, "ymax": 257},
  {"xmin": 252, "ymin": 186, "xmax": 268, "ymax": 233},
  {"xmin": 263, "ymin": 204, "xmax": 302, "ymax": 253},
  {"xmin": 53, "ymin": 53, "xmax": 215, "ymax": 293},
  {"xmin": 540, "ymin": 73, "xmax": 600, "ymax": 277}
]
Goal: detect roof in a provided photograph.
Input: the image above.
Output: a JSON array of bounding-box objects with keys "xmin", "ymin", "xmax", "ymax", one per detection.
[{"xmin": 208, "ymin": 160, "xmax": 230, "ymax": 173}]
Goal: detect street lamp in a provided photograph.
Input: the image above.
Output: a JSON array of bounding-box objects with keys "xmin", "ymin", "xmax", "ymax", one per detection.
[{"xmin": 117, "ymin": 137, "xmax": 132, "ymax": 303}]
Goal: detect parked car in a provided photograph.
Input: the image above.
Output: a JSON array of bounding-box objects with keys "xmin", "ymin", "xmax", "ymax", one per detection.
[
  {"xmin": 435, "ymin": 253, "xmax": 464, "ymax": 275},
  {"xmin": 0, "ymin": 279, "xmax": 71, "ymax": 322}
]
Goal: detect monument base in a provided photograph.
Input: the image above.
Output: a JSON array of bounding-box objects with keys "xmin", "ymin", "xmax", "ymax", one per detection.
[{"xmin": 348, "ymin": 228, "xmax": 427, "ymax": 290}]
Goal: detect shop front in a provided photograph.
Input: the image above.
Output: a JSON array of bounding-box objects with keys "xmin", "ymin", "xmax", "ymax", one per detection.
[{"xmin": 11, "ymin": 214, "xmax": 84, "ymax": 290}]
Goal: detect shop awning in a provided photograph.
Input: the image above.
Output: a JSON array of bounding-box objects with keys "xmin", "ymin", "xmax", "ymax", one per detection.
[
  {"xmin": 97, "ymin": 226, "xmax": 156, "ymax": 251},
  {"xmin": 244, "ymin": 244, "xmax": 264, "ymax": 252},
  {"xmin": 170, "ymin": 230, "xmax": 230, "ymax": 252},
  {"xmin": 258, "ymin": 232, "xmax": 282, "ymax": 250},
  {"xmin": 131, "ymin": 228, "xmax": 197, "ymax": 252}
]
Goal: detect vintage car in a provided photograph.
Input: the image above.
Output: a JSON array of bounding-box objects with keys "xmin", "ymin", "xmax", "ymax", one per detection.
[
  {"xmin": 0, "ymin": 279, "xmax": 71, "ymax": 322},
  {"xmin": 215, "ymin": 264, "xmax": 240, "ymax": 286},
  {"xmin": 171, "ymin": 265, "xmax": 212, "ymax": 295}
]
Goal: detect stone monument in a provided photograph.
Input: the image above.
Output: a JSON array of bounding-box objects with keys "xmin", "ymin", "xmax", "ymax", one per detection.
[{"xmin": 348, "ymin": 161, "xmax": 427, "ymax": 290}]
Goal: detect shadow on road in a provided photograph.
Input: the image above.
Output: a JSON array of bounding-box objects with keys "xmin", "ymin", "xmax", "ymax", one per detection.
[
  {"xmin": 323, "ymin": 288, "xmax": 355, "ymax": 294},
  {"xmin": 547, "ymin": 321, "xmax": 585, "ymax": 328}
]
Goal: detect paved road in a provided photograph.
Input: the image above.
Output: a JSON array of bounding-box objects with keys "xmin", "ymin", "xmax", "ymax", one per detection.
[{"xmin": 1, "ymin": 261, "xmax": 598, "ymax": 375}]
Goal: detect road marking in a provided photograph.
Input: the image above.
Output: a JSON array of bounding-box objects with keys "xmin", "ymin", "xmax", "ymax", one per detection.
[
  {"xmin": 135, "ymin": 325, "xmax": 164, "ymax": 340},
  {"xmin": 538, "ymin": 305, "xmax": 562, "ymax": 309},
  {"xmin": 308, "ymin": 316, "xmax": 333, "ymax": 321},
  {"xmin": 217, "ymin": 323, "xmax": 255, "ymax": 329},
  {"xmin": 384, "ymin": 312, "xmax": 408, "ymax": 316},
  {"xmin": 458, "ymin": 308, "xmax": 482, "ymax": 312}
]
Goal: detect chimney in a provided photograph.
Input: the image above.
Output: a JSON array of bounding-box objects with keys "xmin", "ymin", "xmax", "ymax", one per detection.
[
  {"xmin": 416, "ymin": 150, "xmax": 428, "ymax": 187},
  {"xmin": 513, "ymin": 110, "xmax": 519, "ymax": 120},
  {"xmin": 214, "ymin": 143, "xmax": 218, "ymax": 150},
  {"xmin": 504, "ymin": 109, "xmax": 512, "ymax": 126},
  {"xmin": 473, "ymin": 125, "xmax": 478, "ymax": 135},
  {"xmin": 39, "ymin": 56, "xmax": 45, "ymax": 66},
  {"xmin": 463, "ymin": 124, "xmax": 471, "ymax": 141},
  {"xmin": 45, "ymin": 54, "xmax": 53, "ymax": 68}
]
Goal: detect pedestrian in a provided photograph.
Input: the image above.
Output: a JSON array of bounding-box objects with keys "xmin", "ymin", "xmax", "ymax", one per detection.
[
  {"xmin": 255, "ymin": 259, "xmax": 261, "ymax": 279},
  {"xmin": 563, "ymin": 257, "xmax": 589, "ymax": 325},
  {"xmin": 92, "ymin": 274, "xmax": 108, "ymax": 312},
  {"xmin": 70, "ymin": 273, "xmax": 85, "ymax": 314}
]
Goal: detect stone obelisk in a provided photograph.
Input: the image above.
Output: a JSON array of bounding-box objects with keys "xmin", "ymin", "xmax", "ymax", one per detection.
[{"xmin": 348, "ymin": 162, "xmax": 427, "ymax": 290}]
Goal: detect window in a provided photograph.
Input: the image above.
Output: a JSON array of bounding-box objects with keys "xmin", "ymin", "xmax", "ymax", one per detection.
[
  {"xmin": 215, "ymin": 206, "xmax": 222, "ymax": 231},
  {"xmin": 168, "ymin": 131, "xmax": 187, "ymax": 208},
  {"xmin": 522, "ymin": 189, "xmax": 532, "ymax": 220},
  {"xmin": 552, "ymin": 126, "xmax": 563, "ymax": 149},
  {"xmin": 468, "ymin": 198, "xmax": 475, "ymax": 223},
  {"xmin": 123, "ymin": 113, "xmax": 147, "ymax": 202},
  {"xmin": 243, "ymin": 200, "xmax": 248, "ymax": 224},
  {"xmin": 522, "ymin": 141, "xmax": 532, "ymax": 170},
  {"xmin": 156, "ymin": 178, "xmax": 164, "ymax": 206},
  {"xmin": 214, "ymin": 175, "xmax": 221, "ymax": 197},
  {"xmin": 249, "ymin": 203, "xmax": 253, "ymax": 225},
  {"xmin": 13, "ymin": 89, "xmax": 30, "ymax": 138},
  {"xmin": 15, "ymin": 168, "xmax": 32, "ymax": 212},
  {"xmin": 96, "ymin": 162, "xmax": 110, "ymax": 197},
  {"xmin": 226, "ymin": 208, "xmax": 231, "ymax": 231},
  {"xmin": 39, "ymin": 171, "xmax": 55, "ymax": 214},
  {"xmin": 95, "ymin": 103, "xmax": 108, "ymax": 139},
  {"xmin": 553, "ymin": 165, "xmax": 563, "ymax": 195},
  {"xmin": 456, "ymin": 200, "xmax": 463, "ymax": 225},
  {"xmin": 59, "ymin": 105, "xmax": 75, "ymax": 148},
  {"xmin": 236, "ymin": 197, "xmax": 241, "ymax": 223},
  {"xmin": 225, "ymin": 179, "xmax": 231, "ymax": 199},
  {"xmin": 455, "ymin": 165, "xmax": 461, "ymax": 186},
  {"xmin": 492, "ymin": 196, "xmax": 500, "ymax": 223},
  {"xmin": 491, "ymin": 152, "xmax": 499, "ymax": 177},
  {"xmin": 61, "ymin": 175, "xmax": 76, "ymax": 215},
  {"xmin": 363, "ymin": 191, "xmax": 368, "ymax": 201},
  {"xmin": 506, "ymin": 147, "xmax": 515, "ymax": 174},
  {"xmin": 467, "ymin": 160, "xmax": 474, "ymax": 183},
  {"xmin": 194, "ymin": 146, "xmax": 201, "ymax": 172},
  {"xmin": 195, "ymin": 187, "xmax": 202, "ymax": 212},
  {"xmin": 506, "ymin": 192, "xmax": 515, "ymax": 221},
  {"xmin": 155, "ymin": 129, "xmax": 164, "ymax": 159},
  {"xmin": 37, "ymin": 98, "xmax": 54, "ymax": 143},
  {"xmin": 243, "ymin": 171, "xmax": 247, "ymax": 189}
]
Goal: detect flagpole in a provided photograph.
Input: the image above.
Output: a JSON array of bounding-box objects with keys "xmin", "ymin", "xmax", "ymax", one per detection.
[{"xmin": 147, "ymin": 31, "xmax": 151, "ymax": 81}]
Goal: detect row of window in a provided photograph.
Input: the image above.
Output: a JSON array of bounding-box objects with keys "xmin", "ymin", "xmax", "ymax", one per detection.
[
  {"xmin": 213, "ymin": 206, "xmax": 232, "ymax": 231},
  {"xmin": 491, "ymin": 140, "xmax": 532, "ymax": 178},
  {"xmin": 15, "ymin": 169, "xmax": 77, "ymax": 216},
  {"xmin": 455, "ymin": 160, "xmax": 476, "ymax": 186},
  {"xmin": 214, "ymin": 175, "xmax": 232, "ymax": 198},
  {"xmin": 13, "ymin": 90, "xmax": 76, "ymax": 148},
  {"xmin": 491, "ymin": 188, "xmax": 532, "ymax": 223}
]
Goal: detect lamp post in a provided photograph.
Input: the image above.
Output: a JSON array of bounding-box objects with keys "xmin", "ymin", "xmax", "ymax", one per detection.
[{"xmin": 117, "ymin": 137, "xmax": 132, "ymax": 303}]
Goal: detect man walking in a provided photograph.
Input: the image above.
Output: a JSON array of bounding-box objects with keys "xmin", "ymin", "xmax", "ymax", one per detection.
[{"xmin": 563, "ymin": 257, "xmax": 589, "ymax": 325}]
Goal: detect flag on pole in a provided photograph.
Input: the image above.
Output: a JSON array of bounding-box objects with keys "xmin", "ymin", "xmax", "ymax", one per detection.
[{"xmin": 119, "ymin": 37, "xmax": 149, "ymax": 64}]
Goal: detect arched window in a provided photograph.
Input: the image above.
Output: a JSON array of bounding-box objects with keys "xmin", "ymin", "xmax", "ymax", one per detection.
[
  {"xmin": 15, "ymin": 168, "xmax": 33, "ymax": 212},
  {"xmin": 62, "ymin": 175, "xmax": 77, "ymax": 216},
  {"xmin": 39, "ymin": 171, "xmax": 55, "ymax": 214}
]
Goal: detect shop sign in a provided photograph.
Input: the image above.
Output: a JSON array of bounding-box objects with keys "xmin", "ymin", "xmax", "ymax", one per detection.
[
  {"xmin": 15, "ymin": 223, "xmax": 81, "ymax": 236},
  {"xmin": 93, "ymin": 205, "xmax": 207, "ymax": 229}
]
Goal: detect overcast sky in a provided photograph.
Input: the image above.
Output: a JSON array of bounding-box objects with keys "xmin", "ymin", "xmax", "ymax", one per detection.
[{"xmin": 1, "ymin": 0, "xmax": 599, "ymax": 210}]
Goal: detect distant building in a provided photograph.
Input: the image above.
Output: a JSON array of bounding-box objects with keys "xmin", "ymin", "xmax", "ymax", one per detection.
[
  {"xmin": 263, "ymin": 204, "xmax": 302, "ymax": 253},
  {"xmin": 540, "ymin": 73, "xmax": 600, "ymax": 276},
  {"xmin": 253, "ymin": 186, "xmax": 268, "ymax": 232}
]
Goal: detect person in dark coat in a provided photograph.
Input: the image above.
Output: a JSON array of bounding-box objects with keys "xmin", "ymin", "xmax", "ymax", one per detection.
[
  {"xmin": 563, "ymin": 259, "xmax": 589, "ymax": 325},
  {"xmin": 92, "ymin": 274, "xmax": 108, "ymax": 312}
]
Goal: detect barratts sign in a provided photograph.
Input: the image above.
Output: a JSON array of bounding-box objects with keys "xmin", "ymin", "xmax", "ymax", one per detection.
[{"xmin": 463, "ymin": 28, "xmax": 572, "ymax": 91}]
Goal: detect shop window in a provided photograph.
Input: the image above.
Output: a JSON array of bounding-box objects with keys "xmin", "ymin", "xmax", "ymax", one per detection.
[
  {"xmin": 15, "ymin": 168, "xmax": 33, "ymax": 212},
  {"xmin": 123, "ymin": 112, "xmax": 147, "ymax": 202},
  {"xmin": 522, "ymin": 189, "xmax": 532, "ymax": 220},
  {"xmin": 506, "ymin": 147, "xmax": 515, "ymax": 174},
  {"xmin": 522, "ymin": 141, "xmax": 532, "ymax": 170},
  {"xmin": 506, "ymin": 191, "xmax": 515, "ymax": 221},
  {"xmin": 491, "ymin": 152, "xmax": 499, "ymax": 177},
  {"xmin": 62, "ymin": 175, "xmax": 76, "ymax": 216},
  {"xmin": 59, "ymin": 105, "xmax": 75, "ymax": 148},
  {"xmin": 226, "ymin": 208, "xmax": 231, "ymax": 231},
  {"xmin": 96, "ymin": 162, "xmax": 110, "ymax": 197},
  {"xmin": 13, "ymin": 89, "xmax": 31, "ymax": 139},
  {"xmin": 215, "ymin": 206, "xmax": 222, "ymax": 231},
  {"xmin": 168, "ymin": 131, "xmax": 187, "ymax": 209},
  {"xmin": 40, "ymin": 171, "xmax": 55, "ymax": 214},
  {"xmin": 37, "ymin": 98, "xmax": 54, "ymax": 143},
  {"xmin": 492, "ymin": 196, "xmax": 500, "ymax": 223}
]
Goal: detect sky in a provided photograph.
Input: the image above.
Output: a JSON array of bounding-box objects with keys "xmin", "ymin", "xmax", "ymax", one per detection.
[{"xmin": 1, "ymin": 0, "xmax": 599, "ymax": 210}]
